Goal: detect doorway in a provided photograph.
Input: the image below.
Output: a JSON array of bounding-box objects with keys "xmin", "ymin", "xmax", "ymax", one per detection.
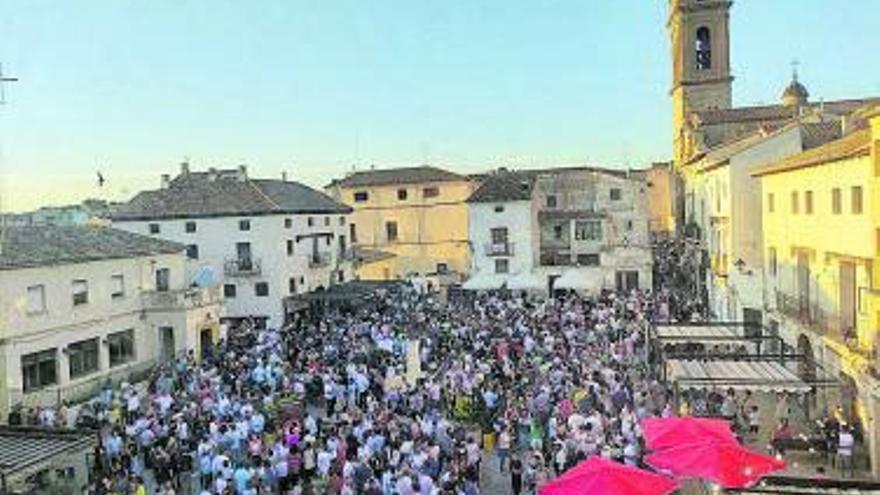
[
  {"xmin": 839, "ymin": 261, "xmax": 857, "ymax": 340},
  {"xmin": 796, "ymin": 252, "xmax": 811, "ymax": 317},
  {"xmin": 743, "ymin": 307, "xmax": 763, "ymax": 340},
  {"xmin": 615, "ymin": 271, "xmax": 639, "ymax": 292},
  {"xmin": 199, "ymin": 328, "xmax": 213, "ymax": 360},
  {"xmin": 159, "ymin": 326, "xmax": 175, "ymax": 361}
]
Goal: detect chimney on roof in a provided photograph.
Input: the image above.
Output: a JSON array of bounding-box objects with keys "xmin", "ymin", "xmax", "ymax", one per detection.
[
  {"xmin": 841, "ymin": 114, "xmax": 852, "ymax": 136},
  {"xmin": 237, "ymin": 164, "xmax": 248, "ymax": 182},
  {"xmin": 208, "ymin": 167, "xmax": 218, "ymax": 182},
  {"xmin": 160, "ymin": 174, "xmax": 170, "ymax": 189},
  {"xmin": 281, "ymin": 171, "xmax": 288, "ymax": 182},
  {"xmin": 180, "ymin": 160, "xmax": 190, "ymax": 176}
]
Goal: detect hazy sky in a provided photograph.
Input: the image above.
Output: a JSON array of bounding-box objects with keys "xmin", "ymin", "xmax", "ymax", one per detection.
[{"xmin": 1, "ymin": 1, "xmax": 879, "ymax": 212}]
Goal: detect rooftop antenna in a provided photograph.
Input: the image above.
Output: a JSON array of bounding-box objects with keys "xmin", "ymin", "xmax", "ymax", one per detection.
[
  {"xmin": 0, "ymin": 63, "xmax": 18, "ymax": 105},
  {"xmin": 791, "ymin": 58, "xmax": 800, "ymax": 83},
  {"xmin": 0, "ymin": 62, "xmax": 19, "ymax": 257}
]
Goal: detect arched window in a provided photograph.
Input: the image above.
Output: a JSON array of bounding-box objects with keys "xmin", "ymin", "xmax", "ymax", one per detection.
[{"xmin": 695, "ymin": 26, "xmax": 711, "ymax": 70}]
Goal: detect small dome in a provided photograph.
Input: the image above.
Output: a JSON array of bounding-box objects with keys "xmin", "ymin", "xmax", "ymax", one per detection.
[{"xmin": 782, "ymin": 80, "xmax": 809, "ymax": 107}]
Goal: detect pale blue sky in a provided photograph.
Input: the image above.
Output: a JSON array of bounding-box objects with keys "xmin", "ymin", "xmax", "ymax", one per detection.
[{"xmin": 1, "ymin": 1, "xmax": 879, "ymax": 211}]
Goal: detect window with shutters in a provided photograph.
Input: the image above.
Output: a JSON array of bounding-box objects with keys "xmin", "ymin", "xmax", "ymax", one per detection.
[
  {"xmin": 72, "ymin": 279, "xmax": 89, "ymax": 306},
  {"xmin": 27, "ymin": 285, "xmax": 46, "ymax": 314}
]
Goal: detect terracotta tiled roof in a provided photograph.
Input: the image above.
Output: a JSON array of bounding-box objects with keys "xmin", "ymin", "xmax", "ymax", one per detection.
[
  {"xmin": 694, "ymin": 97, "xmax": 880, "ymax": 126},
  {"xmin": 0, "ymin": 225, "xmax": 184, "ymax": 270},
  {"xmin": 467, "ymin": 165, "xmax": 635, "ymax": 203},
  {"xmin": 112, "ymin": 170, "xmax": 350, "ymax": 221},
  {"xmin": 467, "ymin": 170, "xmax": 534, "ymax": 203},
  {"xmin": 329, "ymin": 166, "xmax": 467, "ymax": 188},
  {"xmin": 751, "ymin": 128, "xmax": 871, "ymax": 177},
  {"xmin": 799, "ymin": 120, "xmax": 844, "ymax": 150}
]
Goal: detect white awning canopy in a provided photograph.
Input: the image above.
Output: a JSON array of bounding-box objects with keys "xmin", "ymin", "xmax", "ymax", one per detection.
[
  {"xmin": 462, "ymin": 273, "xmax": 506, "ymax": 290},
  {"xmin": 656, "ymin": 325, "xmax": 741, "ymax": 341},
  {"xmin": 507, "ymin": 271, "xmax": 543, "ymax": 290},
  {"xmin": 555, "ymin": 269, "xmax": 603, "ymax": 291},
  {"xmin": 667, "ymin": 359, "xmax": 812, "ymax": 393}
]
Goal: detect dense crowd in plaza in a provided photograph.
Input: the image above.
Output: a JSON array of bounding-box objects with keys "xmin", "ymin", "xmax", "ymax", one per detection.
[
  {"xmin": 20, "ymin": 240, "xmax": 734, "ymax": 494},
  {"xmin": 71, "ymin": 283, "xmax": 681, "ymax": 495}
]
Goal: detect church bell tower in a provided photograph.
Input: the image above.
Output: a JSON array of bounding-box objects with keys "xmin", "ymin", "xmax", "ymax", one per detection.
[{"xmin": 669, "ymin": 0, "xmax": 734, "ymax": 165}]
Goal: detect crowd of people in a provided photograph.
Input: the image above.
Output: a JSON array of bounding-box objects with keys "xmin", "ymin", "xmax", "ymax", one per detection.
[{"xmin": 69, "ymin": 281, "xmax": 684, "ymax": 495}]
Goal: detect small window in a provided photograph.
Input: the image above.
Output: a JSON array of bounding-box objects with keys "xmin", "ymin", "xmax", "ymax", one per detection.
[
  {"xmin": 308, "ymin": 217, "xmax": 314, "ymax": 227},
  {"xmin": 239, "ymin": 219, "xmax": 251, "ymax": 231},
  {"xmin": 255, "ymin": 282, "xmax": 269, "ymax": 297},
  {"xmin": 397, "ymin": 189, "xmax": 408, "ymax": 200},
  {"xmin": 155, "ymin": 268, "xmax": 170, "ymax": 292},
  {"xmin": 284, "ymin": 218, "xmax": 292, "ymax": 229},
  {"xmin": 299, "ymin": 276, "xmax": 305, "ymax": 285},
  {"xmin": 325, "ymin": 235, "xmax": 332, "ymax": 246},
  {"xmin": 386, "ymin": 221, "xmax": 399, "ymax": 242},
  {"xmin": 186, "ymin": 244, "xmax": 199, "ymax": 260},
  {"xmin": 72, "ymin": 279, "xmax": 89, "ymax": 306},
  {"xmin": 767, "ymin": 193, "xmax": 775, "ymax": 213},
  {"xmin": 339, "ymin": 216, "xmax": 345, "ymax": 226},
  {"xmin": 289, "ymin": 278, "xmax": 296, "ymax": 294},
  {"xmin": 577, "ymin": 254, "xmax": 600, "ymax": 266},
  {"xmin": 610, "ymin": 188, "xmax": 622, "ymax": 201},
  {"xmin": 626, "ymin": 220, "xmax": 633, "ymax": 231},
  {"xmin": 149, "ymin": 223, "xmax": 160, "ymax": 234},
  {"xmin": 546, "ymin": 195, "xmax": 557, "ymax": 208},
  {"xmin": 494, "ymin": 205, "xmax": 505, "ymax": 213},
  {"xmin": 27, "ymin": 285, "xmax": 46, "ymax": 314},
  {"xmin": 852, "ymin": 186, "xmax": 863, "ymax": 214},
  {"xmin": 553, "ymin": 225, "xmax": 564, "ymax": 240},
  {"xmin": 494, "ymin": 259, "xmax": 509, "ymax": 274},
  {"xmin": 832, "ymin": 188, "xmax": 842, "ymax": 214},
  {"xmin": 574, "ymin": 221, "xmax": 602, "ymax": 241},
  {"xmin": 68, "ymin": 338, "xmax": 99, "ymax": 379},
  {"xmin": 324, "ymin": 216, "xmax": 330, "ymax": 226},
  {"xmin": 436, "ymin": 263, "xmax": 449, "ymax": 274},
  {"xmin": 696, "ymin": 26, "xmax": 712, "ymax": 70},
  {"xmin": 337, "ymin": 270, "xmax": 344, "ymax": 283},
  {"xmin": 354, "ymin": 191, "xmax": 369, "ymax": 202},
  {"xmin": 110, "ymin": 274, "xmax": 125, "ymax": 299},
  {"xmin": 287, "ymin": 240, "xmax": 294, "ymax": 255},
  {"xmin": 185, "ymin": 221, "xmax": 197, "ymax": 233},
  {"xmin": 768, "ymin": 247, "xmax": 777, "ymax": 276},
  {"xmin": 22, "ymin": 349, "xmax": 57, "ymax": 392},
  {"xmin": 107, "ymin": 329, "xmax": 135, "ymax": 367},
  {"xmin": 423, "ymin": 187, "xmax": 439, "ymax": 198},
  {"xmin": 805, "ymin": 191, "xmax": 814, "ymax": 214},
  {"xmin": 350, "ymin": 223, "xmax": 358, "ymax": 243},
  {"xmin": 791, "ymin": 191, "xmax": 799, "ymax": 214},
  {"xmin": 223, "ymin": 284, "xmax": 237, "ymax": 298}
]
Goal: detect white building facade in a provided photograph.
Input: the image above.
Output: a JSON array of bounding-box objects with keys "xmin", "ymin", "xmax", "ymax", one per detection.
[
  {"xmin": 683, "ymin": 116, "xmax": 843, "ymax": 328},
  {"xmin": 112, "ymin": 164, "xmax": 353, "ymax": 329},
  {"xmin": 0, "ymin": 226, "xmax": 221, "ymax": 418},
  {"xmin": 465, "ymin": 168, "xmax": 653, "ymax": 294}
]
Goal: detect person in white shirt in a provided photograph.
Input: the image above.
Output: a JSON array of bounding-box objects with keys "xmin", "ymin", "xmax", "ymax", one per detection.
[{"xmin": 837, "ymin": 427, "xmax": 855, "ymax": 477}]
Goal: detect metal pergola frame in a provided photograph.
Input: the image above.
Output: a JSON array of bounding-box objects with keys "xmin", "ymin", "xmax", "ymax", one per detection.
[
  {"xmin": 651, "ymin": 321, "xmax": 839, "ymax": 392},
  {"xmin": 725, "ymin": 475, "xmax": 880, "ymax": 493}
]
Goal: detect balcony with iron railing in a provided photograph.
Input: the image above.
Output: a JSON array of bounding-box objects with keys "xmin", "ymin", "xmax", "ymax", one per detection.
[
  {"xmin": 224, "ymin": 257, "xmax": 261, "ymax": 277},
  {"xmin": 484, "ymin": 242, "xmax": 514, "ymax": 257},
  {"xmin": 775, "ymin": 291, "xmax": 867, "ymax": 354},
  {"xmin": 141, "ymin": 285, "xmax": 222, "ymax": 310}
]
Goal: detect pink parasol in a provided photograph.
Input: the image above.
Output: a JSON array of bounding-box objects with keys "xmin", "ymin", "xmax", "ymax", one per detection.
[
  {"xmin": 641, "ymin": 417, "xmax": 738, "ymax": 451},
  {"xmin": 645, "ymin": 441, "xmax": 786, "ymax": 489},
  {"xmin": 539, "ymin": 456, "xmax": 678, "ymax": 495}
]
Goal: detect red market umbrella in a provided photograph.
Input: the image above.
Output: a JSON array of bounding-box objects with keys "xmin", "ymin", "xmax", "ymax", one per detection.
[
  {"xmin": 641, "ymin": 417, "xmax": 737, "ymax": 451},
  {"xmin": 645, "ymin": 441, "xmax": 786, "ymax": 489},
  {"xmin": 539, "ymin": 456, "xmax": 678, "ymax": 495}
]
